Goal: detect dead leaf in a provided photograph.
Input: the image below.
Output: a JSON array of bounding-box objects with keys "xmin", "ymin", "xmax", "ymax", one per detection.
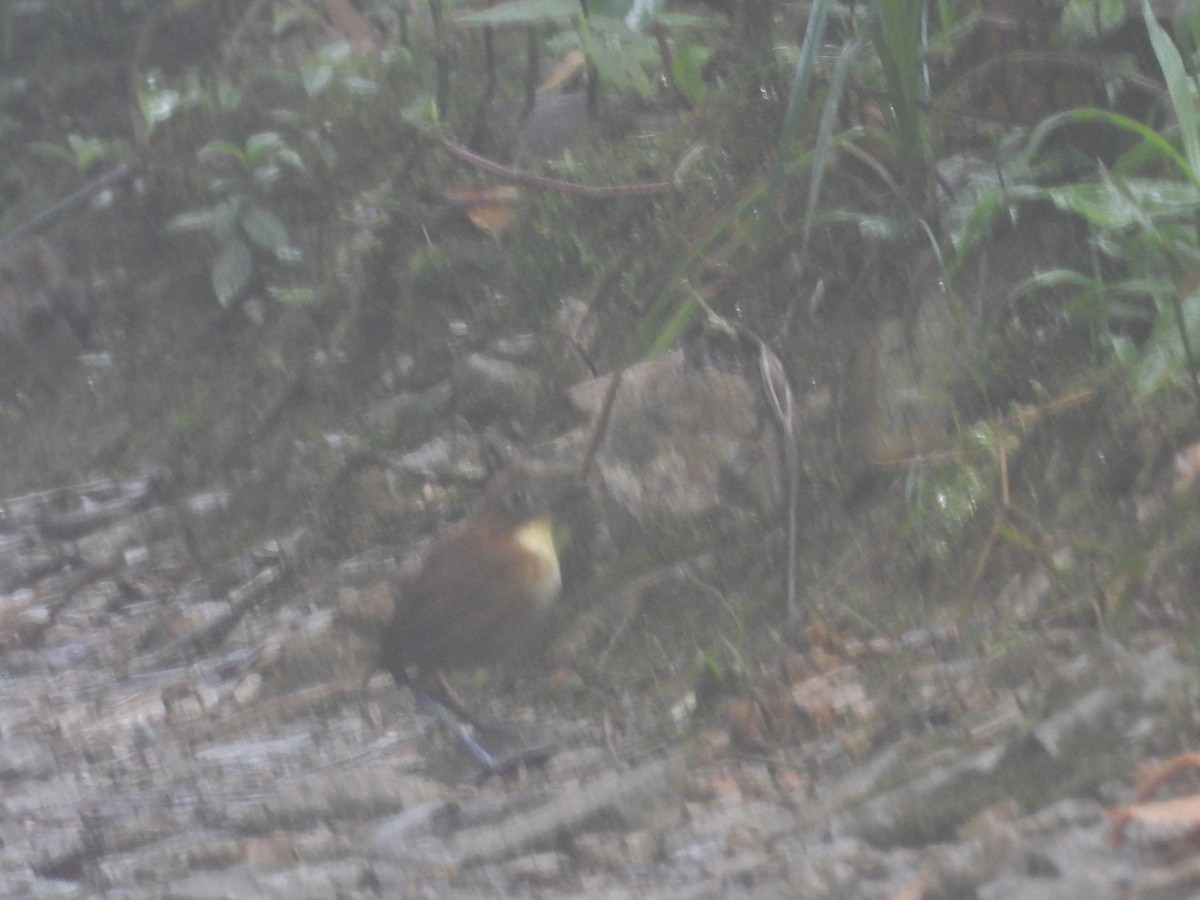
[
  {"xmin": 1174, "ymin": 441, "xmax": 1200, "ymax": 493},
  {"xmin": 443, "ymin": 186, "xmax": 520, "ymax": 236},
  {"xmin": 1109, "ymin": 753, "xmax": 1200, "ymax": 852},
  {"xmin": 537, "ymin": 50, "xmax": 587, "ymax": 96},
  {"xmin": 324, "ymin": 0, "xmax": 377, "ymax": 50}
]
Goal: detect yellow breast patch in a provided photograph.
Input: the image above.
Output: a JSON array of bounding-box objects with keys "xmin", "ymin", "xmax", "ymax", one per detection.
[{"xmin": 514, "ymin": 516, "xmax": 562, "ymax": 606}]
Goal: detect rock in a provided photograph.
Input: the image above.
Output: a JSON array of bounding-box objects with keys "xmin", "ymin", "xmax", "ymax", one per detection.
[
  {"xmin": 452, "ymin": 353, "xmax": 544, "ymax": 423},
  {"xmin": 394, "ymin": 433, "xmax": 488, "ymax": 481},
  {"xmin": 0, "ymin": 236, "xmax": 93, "ymax": 343},
  {"xmin": 568, "ymin": 349, "xmax": 782, "ymax": 541}
]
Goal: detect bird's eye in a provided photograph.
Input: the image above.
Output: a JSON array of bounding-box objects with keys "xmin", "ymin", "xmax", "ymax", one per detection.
[{"xmin": 507, "ymin": 487, "xmax": 532, "ymax": 511}]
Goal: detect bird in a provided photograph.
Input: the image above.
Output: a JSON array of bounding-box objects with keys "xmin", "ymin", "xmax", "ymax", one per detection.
[{"xmin": 376, "ymin": 466, "xmax": 587, "ymax": 776}]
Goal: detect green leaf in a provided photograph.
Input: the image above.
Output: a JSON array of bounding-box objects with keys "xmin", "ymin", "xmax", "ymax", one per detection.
[
  {"xmin": 670, "ymin": 43, "xmax": 708, "ymax": 106},
  {"xmin": 271, "ymin": 286, "xmax": 319, "ymax": 307},
  {"xmin": 275, "ymin": 146, "xmax": 307, "ymax": 172},
  {"xmin": 1043, "ymin": 178, "xmax": 1200, "ymax": 230},
  {"xmin": 626, "ymin": 0, "xmax": 664, "ymax": 30},
  {"xmin": 1030, "ymin": 108, "xmax": 1195, "ymax": 189},
  {"xmin": 400, "ymin": 94, "xmax": 439, "ymax": 130},
  {"xmin": 1061, "ymin": 0, "xmax": 1127, "ymax": 43},
  {"xmin": 775, "ymin": 0, "xmax": 830, "ymax": 176},
  {"xmin": 212, "ymin": 197, "xmax": 244, "ymax": 240},
  {"xmin": 873, "ymin": 0, "xmax": 929, "ymax": 184},
  {"xmin": 27, "ymin": 141, "xmax": 75, "ymax": 166},
  {"xmin": 579, "ymin": 18, "xmax": 654, "ymax": 97},
  {"xmin": 216, "ymin": 80, "xmax": 242, "ymax": 112},
  {"xmin": 165, "ymin": 209, "xmax": 218, "ymax": 234},
  {"xmin": 240, "ymin": 207, "xmax": 290, "ymax": 255},
  {"xmin": 137, "ymin": 83, "xmax": 182, "ymax": 137},
  {"xmin": 1131, "ymin": 289, "xmax": 1200, "ymax": 393},
  {"xmin": 245, "ymin": 132, "xmax": 287, "ymax": 165},
  {"xmin": 198, "ymin": 139, "xmax": 247, "ymax": 168},
  {"xmin": 212, "ymin": 239, "xmax": 253, "ymax": 307},
  {"xmin": 1143, "ymin": 0, "xmax": 1200, "ymax": 181},
  {"xmin": 343, "ymin": 76, "xmax": 380, "ymax": 95},
  {"xmin": 302, "ymin": 62, "xmax": 334, "ymax": 96},
  {"xmin": 798, "ymin": 38, "xmax": 857, "ymax": 258},
  {"xmin": 67, "ymin": 134, "xmax": 111, "ymax": 171},
  {"xmin": 457, "ymin": 0, "xmax": 576, "ymax": 27},
  {"xmin": 652, "ymin": 11, "xmax": 715, "ymax": 29},
  {"xmin": 254, "ymin": 164, "xmax": 283, "ymax": 187},
  {"xmin": 589, "ymin": 0, "xmax": 638, "ymax": 20}
]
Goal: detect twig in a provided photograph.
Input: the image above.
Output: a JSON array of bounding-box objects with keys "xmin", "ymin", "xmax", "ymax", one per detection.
[
  {"xmin": 0, "ymin": 162, "xmax": 140, "ymax": 249},
  {"xmin": 684, "ymin": 283, "xmax": 802, "ymax": 617},
  {"xmin": 437, "ymin": 136, "xmax": 676, "ymax": 199}
]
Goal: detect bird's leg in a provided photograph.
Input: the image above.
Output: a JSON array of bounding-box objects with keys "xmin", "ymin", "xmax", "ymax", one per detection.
[
  {"xmin": 408, "ymin": 682, "xmax": 552, "ymax": 779},
  {"xmin": 431, "ymin": 670, "xmax": 521, "ymax": 738}
]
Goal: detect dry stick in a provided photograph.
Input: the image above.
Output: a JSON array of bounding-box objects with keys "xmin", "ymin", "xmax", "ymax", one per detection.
[
  {"xmin": 958, "ymin": 431, "xmax": 1007, "ymax": 618},
  {"xmin": 523, "ymin": 26, "xmax": 540, "ymax": 116},
  {"xmin": 428, "ymin": 0, "xmax": 450, "ymax": 114},
  {"xmin": 580, "ymin": 367, "xmax": 624, "ymax": 480},
  {"xmin": 0, "ymin": 162, "xmax": 140, "ymax": 248},
  {"xmin": 437, "ymin": 136, "xmax": 676, "ymax": 198},
  {"xmin": 685, "ymin": 284, "xmax": 802, "ymax": 616},
  {"xmin": 578, "ymin": 0, "xmax": 599, "ymax": 117}
]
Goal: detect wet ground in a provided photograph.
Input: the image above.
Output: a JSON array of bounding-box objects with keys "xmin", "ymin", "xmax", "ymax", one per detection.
[{"xmin": 1, "ymin": 474, "xmax": 1198, "ymax": 899}]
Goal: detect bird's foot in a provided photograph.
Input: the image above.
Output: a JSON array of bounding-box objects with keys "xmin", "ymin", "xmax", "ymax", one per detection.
[
  {"xmin": 470, "ymin": 743, "xmax": 554, "ymax": 784},
  {"xmin": 411, "ymin": 684, "xmax": 553, "ymax": 781}
]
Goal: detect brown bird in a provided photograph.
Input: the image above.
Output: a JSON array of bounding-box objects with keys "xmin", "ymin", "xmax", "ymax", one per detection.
[{"xmin": 378, "ymin": 466, "xmax": 586, "ymax": 775}]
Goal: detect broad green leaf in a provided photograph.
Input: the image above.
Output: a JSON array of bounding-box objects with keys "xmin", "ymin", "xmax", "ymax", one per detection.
[
  {"xmin": 274, "ymin": 146, "xmax": 307, "ymax": 172},
  {"xmin": 197, "ymin": 139, "xmax": 247, "ymax": 168},
  {"xmin": 302, "ymin": 62, "xmax": 334, "ymax": 96},
  {"xmin": 212, "ymin": 239, "xmax": 253, "ymax": 307},
  {"xmin": 400, "ymin": 94, "xmax": 439, "ymax": 130},
  {"xmin": 240, "ymin": 207, "xmax": 290, "ymax": 254},
  {"xmin": 245, "ymin": 132, "xmax": 287, "ymax": 165},
  {"xmin": 212, "ymin": 197, "xmax": 244, "ymax": 239},
  {"xmin": 670, "ymin": 43, "xmax": 708, "ymax": 106},
  {"xmin": 579, "ymin": 20, "xmax": 654, "ymax": 97},
  {"xmin": 457, "ymin": 0, "xmax": 575, "ymax": 27}
]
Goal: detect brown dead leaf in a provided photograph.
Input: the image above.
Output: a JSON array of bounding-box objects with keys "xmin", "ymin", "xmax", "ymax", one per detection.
[
  {"xmin": 804, "ymin": 622, "xmax": 849, "ymax": 660},
  {"xmin": 791, "ymin": 668, "xmax": 873, "ymax": 733},
  {"xmin": 720, "ymin": 696, "xmax": 768, "ymax": 749},
  {"xmin": 324, "ymin": 0, "xmax": 377, "ymax": 51},
  {"xmin": 537, "ymin": 50, "xmax": 587, "ymax": 96},
  {"xmin": 443, "ymin": 186, "xmax": 520, "ymax": 236},
  {"xmin": 1110, "ymin": 753, "xmax": 1200, "ymax": 852},
  {"xmin": 1174, "ymin": 442, "xmax": 1200, "ymax": 493}
]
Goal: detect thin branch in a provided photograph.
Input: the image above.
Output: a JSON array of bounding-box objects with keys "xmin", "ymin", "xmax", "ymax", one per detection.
[{"xmin": 437, "ymin": 136, "xmax": 676, "ymax": 198}]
